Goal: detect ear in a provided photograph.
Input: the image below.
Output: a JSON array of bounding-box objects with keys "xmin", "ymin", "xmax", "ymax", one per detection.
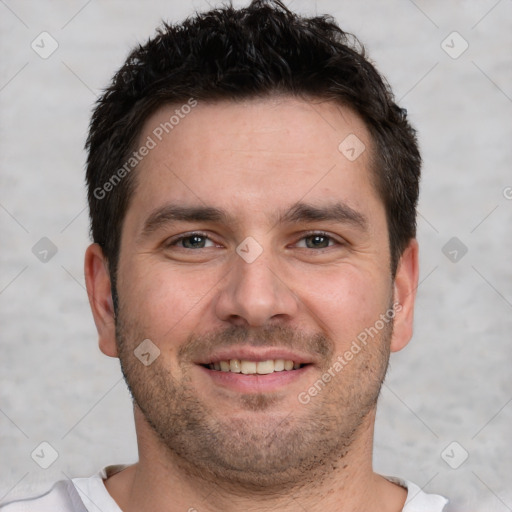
[
  {"xmin": 390, "ymin": 239, "xmax": 419, "ymax": 353},
  {"xmin": 84, "ymin": 243, "xmax": 118, "ymax": 357}
]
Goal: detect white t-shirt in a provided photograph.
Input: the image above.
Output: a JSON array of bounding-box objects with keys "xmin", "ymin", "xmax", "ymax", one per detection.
[{"xmin": 0, "ymin": 466, "xmax": 449, "ymax": 512}]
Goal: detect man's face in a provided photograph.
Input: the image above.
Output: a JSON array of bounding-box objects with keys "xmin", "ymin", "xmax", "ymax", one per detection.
[{"xmin": 106, "ymin": 97, "xmax": 410, "ymax": 487}]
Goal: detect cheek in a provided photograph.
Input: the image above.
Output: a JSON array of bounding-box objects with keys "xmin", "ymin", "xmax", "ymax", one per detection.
[
  {"xmin": 296, "ymin": 265, "xmax": 390, "ymax": 343},
  {"xmin": 118, "ymin": 258, "xmax": 223, "ymax": 341}
]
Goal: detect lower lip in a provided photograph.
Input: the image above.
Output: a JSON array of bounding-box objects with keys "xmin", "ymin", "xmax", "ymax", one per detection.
[{"xmin": 197, "ymin": 365, "xmax": 312, "ymax": 393}]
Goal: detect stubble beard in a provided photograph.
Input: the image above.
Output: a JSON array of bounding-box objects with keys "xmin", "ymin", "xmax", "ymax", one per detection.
[{"xmin": 115, "ymin": 307, "xmax": 392, "ymax": 492}]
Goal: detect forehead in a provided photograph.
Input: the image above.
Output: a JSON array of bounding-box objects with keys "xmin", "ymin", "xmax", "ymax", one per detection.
[
  {"xmin": 125, "ymin": 96, "xmax": 381, "ymax": 231},
  {"xmin": 139, "ymin": 95, "xmax": 372, "ymax": 166}
]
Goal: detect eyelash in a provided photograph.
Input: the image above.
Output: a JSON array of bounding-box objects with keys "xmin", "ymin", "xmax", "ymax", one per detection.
[{"xmin": 166, "ymin": 231, "xmax": 342, "ymax": 249}]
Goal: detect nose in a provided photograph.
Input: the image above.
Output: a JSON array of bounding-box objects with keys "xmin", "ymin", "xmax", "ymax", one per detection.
[{"xmin": 213, "ymin": 246, "xmax": 299, "ymax": 327}]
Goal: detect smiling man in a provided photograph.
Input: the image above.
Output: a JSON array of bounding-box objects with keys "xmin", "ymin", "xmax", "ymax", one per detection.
[{"xmin": 2, "ymin": 1, "xmax": 449, "ymax": 511}]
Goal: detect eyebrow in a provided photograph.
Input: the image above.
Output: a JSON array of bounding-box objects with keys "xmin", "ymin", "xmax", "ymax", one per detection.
[
  {"xmin": 140, "ymin": 205, "xmax": 230, "ymax": 239},
  {"xmin": 277, "ymin": 202, "xmax": 368, "ymax": 231},
  {"xmin": 138, "ymin": 200, "xmax": 368, "ymax": 240}
]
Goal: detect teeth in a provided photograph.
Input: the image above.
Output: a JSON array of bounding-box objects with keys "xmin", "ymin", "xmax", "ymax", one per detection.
[
  {"xmin": 229, "ymin": 359, "xmax": 241, "ymax": 373},
  {"xmin": 274, "ymin": 359, "xmax": 285, "ymax": 371},
  {"xmin": 241, "ymin": 360, "xmax": 257, "ymax": 374},
  {"xmin": 208, "ymin": 359, "xmax": 303, "ymax": 374},
  {"xmin": 256, "ymin": 360, "xmax": 274, "ymax": 374}
]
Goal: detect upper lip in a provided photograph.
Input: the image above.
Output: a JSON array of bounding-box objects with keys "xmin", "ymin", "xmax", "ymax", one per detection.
[{"xmin": 195, "ymin": 346, "xmax": 315, "ymax": 365}]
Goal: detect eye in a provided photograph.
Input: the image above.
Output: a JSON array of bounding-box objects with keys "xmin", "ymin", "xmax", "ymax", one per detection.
[
  {"xmin": 295, "ymin": 232, "xmax": 339, "ymax": 249},
  {"xmin": 165, "ymin": 231, "xmax": 341, "ymax": 251},
  {"xmin": 167, "ymin": 232, "xmax": 216, "ymax": 249}
]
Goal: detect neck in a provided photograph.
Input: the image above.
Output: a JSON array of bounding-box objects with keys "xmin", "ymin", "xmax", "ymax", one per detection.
[{"xmin": 104, "ymin": 407, "xmax": 406, "ymax": 512}]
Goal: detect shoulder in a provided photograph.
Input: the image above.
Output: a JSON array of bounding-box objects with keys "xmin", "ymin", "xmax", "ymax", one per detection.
[
  {"xmin": 386, "ymin": 476, "xmax": 449, "ymax": 512},
  {"xmin": 0, "ymin": 481, "xmax": 80, "ymax": 512},
  {"xmin": 1, "ymin": 466, "xmax": 127, "ymax": 512}
]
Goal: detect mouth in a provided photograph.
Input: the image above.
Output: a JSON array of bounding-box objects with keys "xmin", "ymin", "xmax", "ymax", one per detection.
[
  {"xmin": 201, "ymin": 359, "xmax": 308, "ymax": 374},
  {"xmin": 195, "ymin": 348, "xmax": 314, "ymax": 394}
]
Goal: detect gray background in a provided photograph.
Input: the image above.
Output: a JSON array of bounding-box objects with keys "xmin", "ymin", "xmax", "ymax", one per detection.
[{"xmin": 1, "ymin": 1, "xmax": 511, "ymax": 511}]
